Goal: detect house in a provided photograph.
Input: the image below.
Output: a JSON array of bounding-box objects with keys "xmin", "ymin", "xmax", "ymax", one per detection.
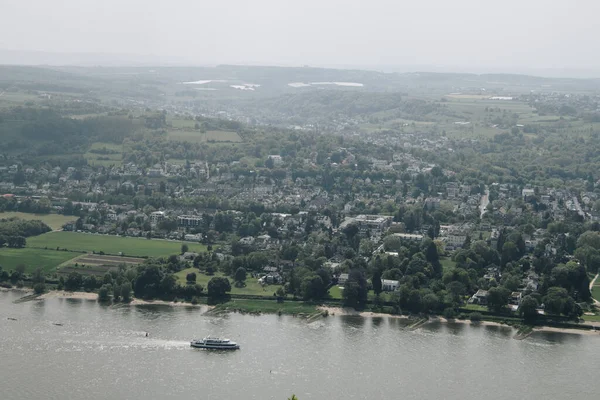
[
  {"xmin": 338, "ymin": 273, "xmax": 349, "ymax": 285},
  {"xmin": 184, "ymin": 234, "xmax": 203, "ymax": 242},
  {"xmin": 468, "ymin": 289, "xmax": 489, "ymax": 305},
  {"xmin": 340, "ymin": 214, "xmax": 392, "ymax": 237},
  {"xmin": 392, "ymin": 233, "xmax": 424, "ymax": 242},
  {"xmin": 510, "ymin": 292, "xmax": 522, "ymax": 305},
  {"xmin": 268, "ymin": 155, "xmax": 284, "ymax": 167},
  {"xmin": 180, "ymin": 252, "xmax": 199, "ymax": 261},
  {"xmin": 522, "ymin": 188, "xmax": 535, "ymax": 200},
  {"xmin": 150, "ymin": 211, "xmax": 165, "ymax": 226},
  {"xmin": 381, "ymin": 279, "xmax": 399, "ymax": 292},
  {"xmin": 259, "ymin": 273, "xmax": 283, "ymax": 285},
  {"xmin": 178, "ymin": 215, "xmax": 203, "ymax": 227}
]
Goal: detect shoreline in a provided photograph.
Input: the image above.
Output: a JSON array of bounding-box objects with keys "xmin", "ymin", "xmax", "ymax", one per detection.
[
  {"xmin": 36, "ymin": 290, "xmax": 206, "ymax": 307},
  {"xmin": 318, "ymin": 306, "xmax": 600, "ymax": 336},
  {"xmin": 4, "ymin": 289, "xmax": 600, "ymax": 336}
]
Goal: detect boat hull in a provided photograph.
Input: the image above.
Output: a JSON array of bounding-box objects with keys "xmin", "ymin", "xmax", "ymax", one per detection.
[{"xmin": 190, "ymin": 343, "xmax": 240, "ymax": 350}]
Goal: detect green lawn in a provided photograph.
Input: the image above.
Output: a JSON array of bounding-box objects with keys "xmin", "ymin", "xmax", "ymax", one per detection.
[
  {"xmin": 175, "ymin": 268, "xmax": 282, "ymax": 297},
  {"xmin": 440, "ymin": 257, "xmax": 456, "ymax": 273},
  {"xmin": 0, "ymin": 212, "xmax": 75, "ymax": 231},
  {"xmin": 83, "ymin": 142, "xmax": 123, "ymax": 167},
  {"xmin": 167, "ymin": 129, "xmax": 242, "ymax": 143},
  {"xmin": 592, "ymin": 285, "xmax": 600, "ymax": 302},
  {"xmin": 0, "ymin": 248, "xmax": 79, "ymax": 274},
  {"xmin": 581, "ymin": 314, "xmax": 600, "ymax": 323},
  {"xmin": 213, "ymin": 299, "xmax": 318, "ymax": 315},
  {"xmin": 329, "ymin": 285, "xmax": 343, "ymax": 299},
  {"xmin": 463, "ymin": 304, "xmax": 488, "ymax": 311},
  {"xmin": 27, "ymin": 232, "xmax": 206, "ymax": 258}
]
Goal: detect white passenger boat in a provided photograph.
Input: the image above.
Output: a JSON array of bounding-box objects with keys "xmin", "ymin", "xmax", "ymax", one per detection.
[{"xmin": 190, "ymin": 336, "xmax": 240, "ymax": 350}]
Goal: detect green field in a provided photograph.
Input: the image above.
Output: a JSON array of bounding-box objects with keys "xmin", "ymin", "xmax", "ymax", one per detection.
[
  {"xmin": 175, "ymin": 268, "xmax": 280, "ymax": 296},
  {"xmin": 27, "ymin": 232, "xmax": 206, "ymax": 257},
  {"xmin": 440, "ymin": 257, "xmax": 456, "ymax": 273},
  {"xmin": 83, "ymin": 142, "xmax": 123, "ymax": 167},
  {"xmin": 328, "ymin": 285, "xmax": 343, "ymax": 299},
  {"xmin": 0, "ymin": 212, "xmax": 75, "ymax": 230},
  {"xmin": 592, "ymin": 285, "xmax": 600, "ymax": 302},
  {"xmin": 0, "ymin": 248, "xmax": 79, "ymax": 274},
  {"xmin": 213, "ymin": 299, "xmax": 319, "ymax": 315},
  {"xmin": 167, "ymin": 129, "xmax": 243, "ymax": 143}
]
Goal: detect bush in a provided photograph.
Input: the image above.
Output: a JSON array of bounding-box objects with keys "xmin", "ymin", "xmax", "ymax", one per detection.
[
  {"xmin": 443, "ymin": 307, "xmax": 456, "ymax": 320},
  {"xmin": 33, "ymin": 283, "xmax": 46, "ymax": 294},
  {"xmin": 470, "ymin": 312, "xmax": 483, "ymax": 323},
  {"xmin": 186, "ymin": 272, "xmax": 197, "ymax": 283},
  {"xmin": 16, "ymin": 280, "xmax": 24, "ymax": 288},
  {"xmin": 191, "ymin": 296, "xmax": 200, "ymax": 305},
  {"xmin": 98, "ymin": 285, "xmax": 111, "ymax": 302}
]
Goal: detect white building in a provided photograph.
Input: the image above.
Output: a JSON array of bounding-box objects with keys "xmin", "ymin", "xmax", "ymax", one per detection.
[
  {"xmin": 178, "ymin": 215, "xmax": 202, "ymax": 227},
  {"xmin": 150, "ymin": 211, "xmax": 165, "ymax": 226},
  {"xmin": 381, "ymin": 279, "xmax": 399, "ymax": 292},
  {"xmin": 268, "ymin": 155, "xmax": 284, "ymax": 167}
]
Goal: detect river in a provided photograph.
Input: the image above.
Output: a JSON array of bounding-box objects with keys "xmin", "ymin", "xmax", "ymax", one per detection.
[{"xmin": 1, "ymin": 291, "xmax": 599, "ymax": 400}]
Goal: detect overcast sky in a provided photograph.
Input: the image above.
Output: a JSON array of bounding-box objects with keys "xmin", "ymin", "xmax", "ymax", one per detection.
[{"xmin": 2, "ymin": 0, "xmax": 600, "ymax": 71}]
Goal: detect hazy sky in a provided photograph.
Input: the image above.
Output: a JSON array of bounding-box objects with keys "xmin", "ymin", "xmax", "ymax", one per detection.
[{"xmin": 2, "ymin": 0, "xmax": 600, "ymax": 70}]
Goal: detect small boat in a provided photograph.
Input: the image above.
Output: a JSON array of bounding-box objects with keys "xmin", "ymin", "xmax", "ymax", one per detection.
[
  {"xmin": 190, "ymin": 336, "xmax": 240, "ymax": 350},
  {"xmin": 53, "ymin": 323, "xmax": 63, "ymax": 326},
  {"xmin": 7, "ymin": 317, "xmax": 17, "ymax": 321}
]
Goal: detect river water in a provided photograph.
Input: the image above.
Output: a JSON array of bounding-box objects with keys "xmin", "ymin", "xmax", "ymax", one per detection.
[{"xmin": 1, "ymin": 291, "xmax": 599, "ymax": 400}]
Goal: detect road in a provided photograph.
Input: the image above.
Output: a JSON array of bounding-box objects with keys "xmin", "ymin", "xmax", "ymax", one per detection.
[
  {"xmin": 479, "ymin": 186, "xmax": 489, "ymax": 219},
  {"xmin": 590, "ymin": 273, "xmax": 599, "ymax": 306}
]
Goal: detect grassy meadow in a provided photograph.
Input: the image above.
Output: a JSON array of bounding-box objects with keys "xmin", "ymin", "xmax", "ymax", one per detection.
[
  {"xmin": 175, "ymin": 268, "xmax": 279, "ymax": 296},
  {"xmin": 27, "ymin": 232, "xmax": 206, "ymax": 258},
  {"xmin": 0, "ymin": 212, "xmax": 75, "ymax": 231},
  {"xmin": 0, "ymin": 248, "xmax": 79, "ymax": 274}
]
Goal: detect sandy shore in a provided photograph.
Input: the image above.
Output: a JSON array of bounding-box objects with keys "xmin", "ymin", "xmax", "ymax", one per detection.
[
  {"xmin": 40, "ymin": 290, "xmax": 98, "ymax": 300},
  {"xmin": 130, "ymin": 298, "xmax": 208, "ymax": 307},
  {"xmin": 318, "ymin": 306, "xmax": 600, "ymax": 336},
  {"xmin": 319, "ymin": 306, "xmax": 410, "ymax": 320},
  {"xmin": 36, "ymin": 290, "xmax": 206, "ymax": 307}
]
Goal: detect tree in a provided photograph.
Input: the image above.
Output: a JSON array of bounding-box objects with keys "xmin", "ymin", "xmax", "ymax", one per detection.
[
  {"xmin": 31, "ymin": 267, "xmax": 45, "ymax": 284},
  {"xmin": 487, "ymin": 286, "xmax": 510, "ymax": 313},
  {"xmin": 372, "ymin": 269, "xmax": 382, "ymax": 295},
  {"xmin": 121, "ymin": 282, "xmax": 132, "ymax": 302},
  {"xmin": 83, "ymin": 275, "xmax": 98, "ymax": 291},
  {"xmin": 64, "ymin": 272, "xmax": 83, "ymax": 291},
  {"xmin": 423, "ymin": 239, "xmax": 442, "ymax": 277},
  {"xmin": 113, "ymin": 284, "xmax": 121, "ymax": 301},
  {"xmin": 98, "ymin": 285, "xmax": 111, "ymax": 302},
  {"xmin": 33, "ymin": 282, "xmax": 46, "ymax": 294},
  {"xmin": 342, "ymin": 270, "xmax": 368, "ymax": 308},
  {"xmin": 207, "ymin": 277, "xmax": 231, "ymax": 297},
  {"xmin": 234, "ymin": 267, "xmax": 247, "ymax": 287},
  {"xmin": 518, "ymin": 295, "xmax": 539, "ymax": 322},
  {"xmin": 186, "ymin": 272, "xmax": 197, "ymax": 283},
  {"xmin": 181, "ymin": 244, "xmax": 189, "ymax": 254},
  {"xmin": 301, "ymin": 275, "xmax": 325, "ymax": 300}
]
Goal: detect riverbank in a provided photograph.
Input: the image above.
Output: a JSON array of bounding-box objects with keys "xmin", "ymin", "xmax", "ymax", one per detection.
[
  {"xmin": 6, "ymin": 289, "xmax": 600, "ymax": 336},
  {"xmin": 319, "ymin": 306, "xmax": 600, "ymax": 337}
]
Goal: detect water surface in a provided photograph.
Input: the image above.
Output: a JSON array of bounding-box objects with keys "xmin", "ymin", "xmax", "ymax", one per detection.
[{"xmin": 1, "ymin": 291, "xmax": 597, "ymax": 400}]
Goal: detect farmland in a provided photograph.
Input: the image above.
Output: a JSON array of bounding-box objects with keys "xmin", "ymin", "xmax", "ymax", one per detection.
[
  {"xmin": 27, "ymin": 232, "xmax": 207, "ymax": 258},
  {"xmin": 167, "ymin": 129, "xmax": 243, "ymax": 143},
  {"xmin": 0, "ymin": 212, "xmax": 74, "ymax": 231},
  {"xmin": 58, "ymin": 254, "xmax": 145, "ymax": 277},
  {"xmin": 0, "ymin": 248, "xmax": 79, "ymax": 274},
  {"xmin": 83, "ymin": 142, "xmax": 123, "ymax": 167}
]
